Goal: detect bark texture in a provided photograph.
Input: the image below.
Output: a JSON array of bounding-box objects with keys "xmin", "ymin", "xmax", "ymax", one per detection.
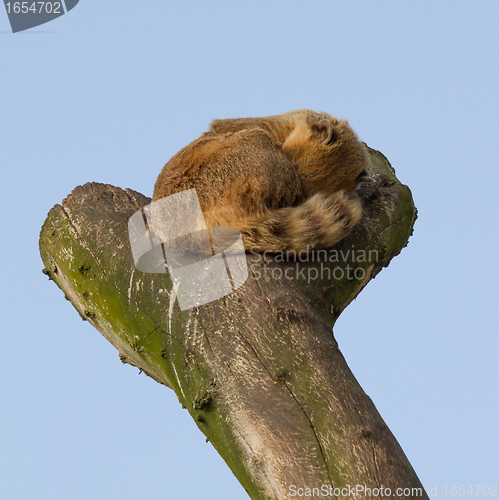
[{"xmin": 39, "ymin": 147, "xmax": 425, "ymax": 500}]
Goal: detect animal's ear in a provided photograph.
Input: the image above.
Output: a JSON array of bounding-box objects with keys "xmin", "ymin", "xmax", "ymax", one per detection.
[{"xmin": 311, "ymin": 119, "xmax": 336, "ymax": 145}]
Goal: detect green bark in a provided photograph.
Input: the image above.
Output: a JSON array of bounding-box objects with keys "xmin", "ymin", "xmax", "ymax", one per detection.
[{"xmin": 39, "ymin": 147, "xmax": 425, "ymax": 500}]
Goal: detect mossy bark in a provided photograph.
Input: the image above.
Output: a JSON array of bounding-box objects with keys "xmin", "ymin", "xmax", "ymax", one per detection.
[{"xmin": 39, "ymin": 148, "xmax": 426, "ymax": 500}]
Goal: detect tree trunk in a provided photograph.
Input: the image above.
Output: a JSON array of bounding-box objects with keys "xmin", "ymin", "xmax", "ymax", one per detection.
[{"xmin": 39, "ymin": 147, "xmax": 426, "ymax": 500}]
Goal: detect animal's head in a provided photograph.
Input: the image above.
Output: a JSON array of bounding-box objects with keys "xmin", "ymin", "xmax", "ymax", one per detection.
[{"xmin": 283, "ymin": 112, "xmax": 373, "ymax": 194}]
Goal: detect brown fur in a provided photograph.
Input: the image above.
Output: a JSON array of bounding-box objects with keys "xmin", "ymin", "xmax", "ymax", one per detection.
[{"xmin": 153, "ymin": 110, "xmax": 370, "ymax": 253}]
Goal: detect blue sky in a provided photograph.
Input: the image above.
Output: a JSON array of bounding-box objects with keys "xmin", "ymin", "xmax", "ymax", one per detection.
[{"xmin": 1, "ymin": 1, "xmax": 498, "ymax": 498}]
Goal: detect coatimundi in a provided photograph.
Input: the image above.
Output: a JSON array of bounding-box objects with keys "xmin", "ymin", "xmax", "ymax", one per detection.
[{"xmin": 153, "ymin": 110, "xmax": 373, "ymax": 253}]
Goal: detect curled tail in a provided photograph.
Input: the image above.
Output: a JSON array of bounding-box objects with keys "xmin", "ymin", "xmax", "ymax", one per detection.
[{"xmin": 237, "ymin": 191, "xmax": 362, "ymax": 253}]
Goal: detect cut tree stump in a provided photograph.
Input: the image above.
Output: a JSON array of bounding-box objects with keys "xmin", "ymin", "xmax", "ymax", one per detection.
[{"xmin": 39, "ymin": 147, "xmax": 425, "ymax": 500}]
